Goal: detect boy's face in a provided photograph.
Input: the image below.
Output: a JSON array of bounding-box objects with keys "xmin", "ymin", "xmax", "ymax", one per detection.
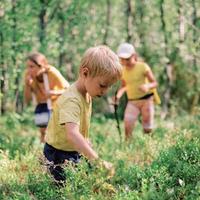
[
  {"xmin": 119, "ymin": 54, "xmax": 137, "ymax": 68},
  {"xmin": 85, "ymin": 75, "xmax": 115, "ymax": 98}
]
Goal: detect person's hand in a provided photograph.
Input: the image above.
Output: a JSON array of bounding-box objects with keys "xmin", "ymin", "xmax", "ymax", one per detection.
[
  {"xmin": 93, "ymin": 159, "xmax": 115, "ymax": 176},
  {"xmin": 44, "ymin": 90, "xmax": 52, "ymax": 98},
  {"xmin": 45, "ymin": 90, "xmax": 64, "ymax": 98},
  {"xmin": 139, "ymin": 84, "xmax": 150, "ymax": 93},
  {"xmin": 101, "ymin": 160, "xmax": 113, "ymax": 170},
  {"xmin": 45, "ymin": 90, "xmax": 60, "ymax": 98},
  {"xmin": 25, "ymin": 74, "xmax": 33, "ymax": 87},
  {"xmin": 36, "ymin": 67, "xmax": 47, "ymax": 76},
  {"xmin": 112, "ymin": 96, "xmax": 120, "ymax": 105},
  {"xmin": 101, "ymin": 160, "xmax": 115, "ymax": 177}
]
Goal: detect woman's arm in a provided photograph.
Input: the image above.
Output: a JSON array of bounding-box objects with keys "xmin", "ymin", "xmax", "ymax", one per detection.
[
  {"xmin": 115, "ymin": 80, "xmax": 126, "ymax": 103},
  {"xmin": 46, "ymin": 89, "xmax": 65, "ymax": 97},
  {"xmin": 139, "ymin": 70, "xmax": 158, "ymax": 93}
]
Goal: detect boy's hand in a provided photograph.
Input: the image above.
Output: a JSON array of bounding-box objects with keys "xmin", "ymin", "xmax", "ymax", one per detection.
[
  {"xmin": 93, "ymin": 159, "xmax": 112, "ymax": 169},
  {"xmin": 139, "ymin": 84, "xmax": 150, "ymax": 93},
  {"xmin": 93, "ymin": 159, "xmax": 115, "ymax": 177},
  {"xmin": 102, "ymin": 160, "xmax": 115, "ymax": 177},
  {"xmin": 102, "ymin": 160, "xmax": 113, "ymax": 170}
]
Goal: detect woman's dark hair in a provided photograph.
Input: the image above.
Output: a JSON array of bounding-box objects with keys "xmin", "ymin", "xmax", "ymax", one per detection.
[{"xmin": 27, "ymin": 52, "xmax": 48, "ymax": 67}]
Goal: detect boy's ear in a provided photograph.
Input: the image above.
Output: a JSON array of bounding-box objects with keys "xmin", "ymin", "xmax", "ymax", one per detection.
[{"xmin": 82, "ymin": 67, "xmax": 89, "ymax": 77}]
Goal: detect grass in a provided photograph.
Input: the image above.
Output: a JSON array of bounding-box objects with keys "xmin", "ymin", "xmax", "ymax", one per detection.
[{"xmin": 0, "ymin": 110, "xmax": 199, "ymax": 199}]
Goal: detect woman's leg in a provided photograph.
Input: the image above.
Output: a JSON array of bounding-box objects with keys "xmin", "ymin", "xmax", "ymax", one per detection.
[
  {"xmin": 141, "ymin": 97, "xmax": 154, "ymax": 134},
  {"xmin": 124, "ymin": 101, "xmax": 140, "ymax": 140}
]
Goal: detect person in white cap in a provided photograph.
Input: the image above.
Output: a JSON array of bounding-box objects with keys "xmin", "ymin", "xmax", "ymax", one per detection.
[{"xmin": 115, "ymin": 43, "xmax": 160, "ymax": 140}]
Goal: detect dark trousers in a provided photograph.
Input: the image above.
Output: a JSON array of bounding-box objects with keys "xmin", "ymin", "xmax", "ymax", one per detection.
[{"xmin": 43, "ymin": 143, "xmax": 81, "ymax": 186}]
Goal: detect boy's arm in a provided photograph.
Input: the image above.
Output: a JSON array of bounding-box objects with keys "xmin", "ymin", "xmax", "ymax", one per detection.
[
  {"xmin": 65, "ymin": 122, "xmax": 114, "ymax": 172},
  {"xmin": 65, "ymin": 122, "xmax": 99, "ymax": 161}
]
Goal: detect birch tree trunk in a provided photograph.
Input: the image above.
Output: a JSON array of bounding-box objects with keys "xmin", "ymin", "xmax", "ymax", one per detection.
[
  {"xmin": 103, "ymin": 0, "xmax": 111, "ymax": 45},
  {"xmin": 159, "ymin": 0, "xmax": 173, "ymax": 118},
  {"xmin": 125, "ymin": 0, "xmax": 132, "ymax": 42},
  {"xmin": 38, "ymin": 0, "xmax": 48, "ymax": 52},
  {"xmin": 136, "ymin": 0, "xmax": 146, "ymax": 57},
  {"xmin": 191, "ymin": 0, "xmax": 199, "ymax": 114},
  {"xmin": 11, "ymin": 0, "xmax": 20, "ymax": 112},
  {"xmin": 0, "ymin": 10, "xmax": 5, "ymax": 114},
  {"xmin": 58, "ymin": 7, "xmax": 65, "ymax": 69}
]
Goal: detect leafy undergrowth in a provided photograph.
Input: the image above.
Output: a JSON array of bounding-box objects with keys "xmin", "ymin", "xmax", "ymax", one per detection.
[{"xmin": 0, "ymin": 111, "xmax": 199, "ymax": 200}]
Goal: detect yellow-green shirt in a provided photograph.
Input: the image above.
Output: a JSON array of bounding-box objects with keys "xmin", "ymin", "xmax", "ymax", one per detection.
[
  {"xmin": 122, "ymin": 62, "xmax": 161, "ymax": 104},
  {"xmin": 45, "ymin": 83, "xmax": 92, "ymax": 151},
  {"xmin": 122, "ymin": 62, "xmax": 152, "ymax": 99}
]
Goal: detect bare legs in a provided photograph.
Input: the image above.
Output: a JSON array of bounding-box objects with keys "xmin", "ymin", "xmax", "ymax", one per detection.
[
  {"xmin": 124, "ymin": 102, "xmax": 139, "ymax": 140},
  {"xmin": 39, "ymin": 127, "xmax": 46, "ymax": 143},
  {"xmin": 124, "ymin": 98, "xmax": 154, "ymax": 140}
]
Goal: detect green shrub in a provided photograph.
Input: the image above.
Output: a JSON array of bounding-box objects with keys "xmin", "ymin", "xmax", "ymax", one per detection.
[
  {"xmin": 144, "ymin": 137, "xmax": 200, "ymax": 199},
  {"xmin": 0, "ymin": 113, "xmax": 199, "ymax": 199}
]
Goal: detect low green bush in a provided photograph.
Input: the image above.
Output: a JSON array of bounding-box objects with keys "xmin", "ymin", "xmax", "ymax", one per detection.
[{"xmin": 0, "ymin": 113, "xmax": 199, "ymax": 199}]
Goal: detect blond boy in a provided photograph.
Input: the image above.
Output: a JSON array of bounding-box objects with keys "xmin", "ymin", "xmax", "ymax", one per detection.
[{"xmin": 43, "ymin": 45, "xmax": 122, "ymax": 186}]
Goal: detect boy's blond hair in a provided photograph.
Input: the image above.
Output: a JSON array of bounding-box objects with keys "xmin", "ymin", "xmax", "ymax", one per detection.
[{"xmin": 80, "ymin": 45, "xmax": 122, "ymax": 82}]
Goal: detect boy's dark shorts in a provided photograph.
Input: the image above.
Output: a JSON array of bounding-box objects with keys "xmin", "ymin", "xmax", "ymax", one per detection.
[{"xmin": 43, "ymin": 143, "xmax": 81, "ymax": 186}]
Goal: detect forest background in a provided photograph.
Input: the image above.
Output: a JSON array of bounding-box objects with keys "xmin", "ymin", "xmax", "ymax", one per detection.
[
  {"xmin": 0, "ymin": 0, "xmax": 199, "ymax": 117},
  {"xmin": 0, "ymin": 1, "xmax": 200, "ymax": 199}
]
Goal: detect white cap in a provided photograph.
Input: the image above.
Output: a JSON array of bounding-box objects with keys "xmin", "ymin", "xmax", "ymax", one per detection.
[{"xmin": 117, "ymin": 43, "xmax": 135, "ymax": 59}]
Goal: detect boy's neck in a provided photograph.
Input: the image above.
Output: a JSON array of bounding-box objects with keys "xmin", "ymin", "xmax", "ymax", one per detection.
[{"xmin": 75, "ymin": 78, "xmax": 87, "ymax": 98}]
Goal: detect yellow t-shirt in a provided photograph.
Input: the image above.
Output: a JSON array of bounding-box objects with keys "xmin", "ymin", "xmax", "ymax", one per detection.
[
  {"xmin": 25, "ymin": 65, "xmax": 69, "ymax": 105},
  {"xmin": 122, "ymin": 62, "xmax": 161, "ymax": 104},
  {"xmin": 45, "ymin": 83, "xmax": 92, "ymax": 151}
]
